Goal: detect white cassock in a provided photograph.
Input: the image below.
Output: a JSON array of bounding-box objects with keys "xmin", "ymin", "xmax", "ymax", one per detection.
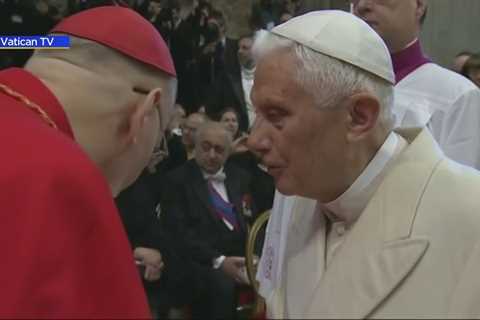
[
  {"xmin": 394, "ymin": 62, "xmax": 480, "ymax": 169},
  {"xmin": 259, "ymin": 58, "xmax": 480, "ymax": 318},
  {"xmin": 258, "ymin": 132, "xmax": 404, "ymax": 316},
  {"xmin": 258, "ymin": 128, "xmax": 480, "ymax": 318}
]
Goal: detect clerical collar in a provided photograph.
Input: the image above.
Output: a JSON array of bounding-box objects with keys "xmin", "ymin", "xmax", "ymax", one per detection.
[
  {"xmin": 391, "ymin": 39, "xmax": 431, "ymax": 84},
  {"xmin": 321, "ymin": 132, "xmax": 406, "ymax": 226}
]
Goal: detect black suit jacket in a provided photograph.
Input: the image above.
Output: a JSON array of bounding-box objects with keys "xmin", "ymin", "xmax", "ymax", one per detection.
[
  {"xmin": 161, "ymin": 160, "xmax": 255, "ymax": 266},
  {"xmin": 205, "ymin": 70, "xmax": 250, "ymax": 132},
  {"xmin": 228, "ymin": 151, "xmax": 275, "ymax": 214},
  {"xmin": 170, "ymin": 14, "xmax": 202, "ymax": 112},
  {"xmin": 115, "ymin": 170, "xmax": 194, "ymax": 307}
]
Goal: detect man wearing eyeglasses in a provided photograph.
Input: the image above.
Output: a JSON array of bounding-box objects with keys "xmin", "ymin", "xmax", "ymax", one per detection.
[
  {"xmin": 0, "ymin": 6, "xmax": 177, "ymax": 318},
  {"xmin": 161, "ymin": 121, "xmax": 256, "ymax": 319}
]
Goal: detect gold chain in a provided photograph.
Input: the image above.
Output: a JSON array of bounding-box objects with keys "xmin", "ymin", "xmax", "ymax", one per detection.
[{"xmin": 0, "ymin": 83, "xmax": 58, "ymax": 130}]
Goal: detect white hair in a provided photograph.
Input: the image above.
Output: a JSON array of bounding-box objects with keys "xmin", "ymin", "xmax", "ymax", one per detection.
[{"xmin": 252, "ymin": 30, "xmax": 395, "ymax": 128}]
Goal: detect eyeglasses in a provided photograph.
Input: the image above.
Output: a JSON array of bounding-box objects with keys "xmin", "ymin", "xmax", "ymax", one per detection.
[{"xmin": 153, "ymin": 133, "xmax": 169, "ymax": 160}]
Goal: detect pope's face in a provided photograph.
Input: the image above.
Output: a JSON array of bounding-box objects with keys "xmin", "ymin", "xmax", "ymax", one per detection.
[
  {"xmin": 248, "ymin": 49, "xmax": 350, "ymax": 201},
  {"xmin": 351, "ymin": 0, "xmax": 423, "ymax": 52}
]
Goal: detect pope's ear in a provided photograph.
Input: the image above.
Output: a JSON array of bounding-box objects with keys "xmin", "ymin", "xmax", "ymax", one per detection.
[
  {"xmin": 125, "ymin": 88, "xmax": 162, "ymax": 145},
  {"xmin": 345, "ymin": 93, "xmax": 380, "ymax": 142}
]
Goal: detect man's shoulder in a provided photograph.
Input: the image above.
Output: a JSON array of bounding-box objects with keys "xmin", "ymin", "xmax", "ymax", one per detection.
[
  {"xmin": 399, "ymin": 63, "xmax": 479, "ymax": 104},
  {"xmin": 0, "ymin": 123, "xmax": 117, "ymax": 234},
  {"xmin": 408, "ymin": 62, "xmax": 474, "ymax": 84},
  {"xmin": 40, "ymin": 137, "xmax": 97, "ymax": 175},
  {"xmin": 166, "ymin": 159, "xmax": 197, "ymax": 183},
  {"xmin": 429, "ymin": 158, "xmax": 480, "ymax": 199},
  {"xmin": 383, "ymin": 129, "xmax": 480, "ymax": 220},
  {"xmin": 1, "ymin": 117, "xmax": 106, "ymax": 190},
  {"xmin": 418, "ymin": 158, "xmax": 480, "ymax": 221},
  {"xmin": 226, "ymin": 161, "xmax": 252, "ymax": 181},
  {"xmin": 407, "ymin": 159, "xmax": 480, "ymax": 249}
]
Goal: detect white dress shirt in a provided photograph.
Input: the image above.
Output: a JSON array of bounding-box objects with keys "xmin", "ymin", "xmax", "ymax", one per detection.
[
  {"xmin": 203, "ymin": 167, "xmax": 229, "ymax": 202},
  {"xmin": 203, "ymin": 167, "xmax": 230, "ymax": 268},
  {"xmin": 241, "ymin": 66, "xmax": 256, "ymax": 128}
]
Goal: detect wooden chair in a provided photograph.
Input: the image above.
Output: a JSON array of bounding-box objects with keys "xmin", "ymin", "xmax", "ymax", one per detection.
[
  {"xmin": 244, "ymin": 210, "xmax": 271, "ymax": 318},
  {"xmin": 174, "ymin": 210, "xmax": 271, "ymax": 320}
]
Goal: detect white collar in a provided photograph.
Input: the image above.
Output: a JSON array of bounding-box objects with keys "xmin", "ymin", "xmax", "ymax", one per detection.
[
  {"xmin": 321, "ymin": 132, "xmax": 404, "ymax": 226},
  {"xmin": 202, "ymin": 167, "xmax": 226, "ymax": 182}
]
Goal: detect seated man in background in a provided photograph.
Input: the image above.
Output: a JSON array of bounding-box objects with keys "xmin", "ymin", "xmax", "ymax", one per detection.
[
  {"xmin": 181, "ymin": 112, "xmax": 208, "ymax": 159},
  {"xmin": 116, "ymin": 181, "xmax": 193, "ymax": 318},
  {"xmin": 218, "ymin": 107, "xmax": 275, "ymax": 213},
  {"xmin": 161, "ymin": 122, "xmax": 257, "ymax": 319},
  {"xmin": 0, "ymin": 5, "xmax": 176, "ymax": 318},
  {"xmin": 116, "ymin": 140, "xmax": 190, "ymax": 318}
]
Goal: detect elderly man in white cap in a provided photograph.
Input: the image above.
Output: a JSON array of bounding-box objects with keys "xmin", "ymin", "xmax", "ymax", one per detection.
[{"xmin": 248, "ymin": 10, "xmax": 480, "ymax": 319}]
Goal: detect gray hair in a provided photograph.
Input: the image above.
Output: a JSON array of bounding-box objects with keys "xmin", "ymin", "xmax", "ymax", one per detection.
[
  {"xmin": 252, "ymin": 30, "xmax": 395, "ymax": 128},
  {"xmin": 194, "ymin": 121, "xmax": 233, "ymax": 153}
]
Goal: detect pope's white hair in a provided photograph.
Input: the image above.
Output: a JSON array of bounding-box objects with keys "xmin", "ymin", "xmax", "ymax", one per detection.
[{"xmin": 252, "ymin": 30, "xmax": 395, "ymax": 128}]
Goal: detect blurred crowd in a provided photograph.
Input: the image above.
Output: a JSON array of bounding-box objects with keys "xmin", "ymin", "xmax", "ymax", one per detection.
[
  {"xmin": 0, "ymin": 0, "xmax": 303, "ymax": 110},
  {"xmin": 454, "ymin": 51, "xmax": 480, "ymax": 88}
]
